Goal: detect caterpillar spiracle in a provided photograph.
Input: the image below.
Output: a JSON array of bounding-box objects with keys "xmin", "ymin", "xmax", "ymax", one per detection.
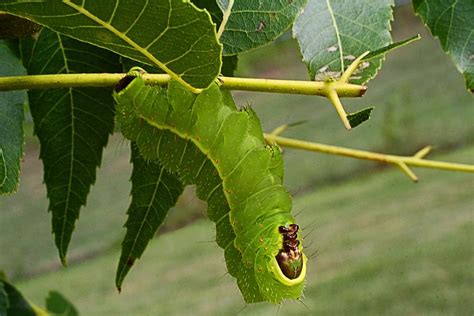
[{"xmin": 113, "ymin": 69, "xmax": 307, "ymax": 303}]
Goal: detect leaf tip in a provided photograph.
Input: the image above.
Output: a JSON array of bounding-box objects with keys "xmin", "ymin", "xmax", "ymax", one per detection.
[
  {"xmin": 347, "ymin": 107, "xmax": 374, "ymax": 128},
  {"xmin": 58, "ymin": 246, "xmax": 69, "ymax": 267}
]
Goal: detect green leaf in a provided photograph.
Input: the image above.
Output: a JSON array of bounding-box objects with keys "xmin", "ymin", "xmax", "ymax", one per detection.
[
  {"xmin": 116, "ymin": 143, "xmax": 184, "ymax": 290},
  {"xmin": 192, "ymin": 0, "xmax": 239, "ymax": 76},
  {"xmin": 0, "ymin": 281, "xmax": 8, "ymax": 316},
  {"xmin": 363, "ymin": 34, "xmax": 421, "ymax": 61},
  {"xmin": 1, "ymin": 0, "xmax": 222, "ymax": 91},
  {"xmin": 45, "ymin": 291, "xmax": 78, "ymax": 316},
  {"xmin": 219, "ymin": 0, "xmax": 307, "ymax": 55},
  {"xmin": 0, "ymin": 40, "xmax": 26, "ymax": 195},
  {"xmin": 293, "ymin": 0, "xmax": 394, "ymax": 84},
  {"xmin": 413, "ymin": 0, "xmax": 474, "ymax": 92},
  {"xmin": 2, "ymin": 280, "xmax": 36, "ymax": 316},
  {"xmin": 347, "ymin": 107, "xmax": 374, "ymax": 128},
  {"xmin": 193, "ymin": 0, "xmax": 223, "ymax": 24},
  {"xmin": 21, "ymin": 29, "xmax": 122, "ymax": 264},
  {"xmin": 122, "ymin": 1, "xmax": 239, "ymax": 77},
  {"xmin": 221, "ymin": 55, "xmax": 238, "ymax": 76}
]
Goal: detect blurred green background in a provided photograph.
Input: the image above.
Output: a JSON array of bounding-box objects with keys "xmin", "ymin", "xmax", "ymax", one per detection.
[{"xmin": 1, "ymin": 5, "xmax": 473, "ymax": 315}]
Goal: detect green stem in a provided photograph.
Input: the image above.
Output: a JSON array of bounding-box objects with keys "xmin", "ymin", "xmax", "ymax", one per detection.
[
  {"xmin": 0, "ymin": 73, "xmax": 367, "ymax": 97},
  {"xmin": 264, "ymin": 133, "xmax": 474, "ymax": 182}
]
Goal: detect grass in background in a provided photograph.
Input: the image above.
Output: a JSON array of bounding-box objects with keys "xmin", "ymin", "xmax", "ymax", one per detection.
[
  {"xmin": 0, "ymin": 136, "xmax": 205, "ymax": 280},
  {"xmin": 16, "ymin": 146, "xmax": 474, "ymax": 315}
]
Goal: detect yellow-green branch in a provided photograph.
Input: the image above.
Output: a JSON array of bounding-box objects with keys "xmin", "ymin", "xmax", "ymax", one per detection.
[
  {"xmin": 264, "ymin": 133, "xmax": 474, "ymax": 182},
  {"xmin": 0, "ymin": 52, "xmax": 371, "ymax": 129},
  {"xmin": 0, "ymin": 66, "xmax": 472, "ymax": 180},
  {"xmin": 0, "ymin": 73, "xmax": 366, "ymax": 97}
]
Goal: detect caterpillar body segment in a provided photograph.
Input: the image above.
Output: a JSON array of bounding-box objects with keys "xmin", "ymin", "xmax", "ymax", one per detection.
[{"xmin": 114, "ymin": 72, "xmax": 306, "ymax": 303}]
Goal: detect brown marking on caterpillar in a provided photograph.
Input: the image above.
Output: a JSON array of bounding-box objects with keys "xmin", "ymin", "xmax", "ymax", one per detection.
[{"xmin": 275, "ymin": 224, "xmax": 303, "ymax": 279}]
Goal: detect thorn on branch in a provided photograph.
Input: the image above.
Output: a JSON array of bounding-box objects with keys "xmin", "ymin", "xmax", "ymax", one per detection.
[
  {"xmin": 340, "ymin": 51, "xmax": 370, "ymax": 83},
  {"xmin": 324, "ymin": 51, "xmax": 371, "ymax": 130},
  {"xmin": 270, "ymin": 124, "xmax": 289, "ymax": 136},
  {"xmin": 327, "ymin": 89, "xmax": 351, "ymax": 130},
  {"xmin": 414, "ymin": 146, "xmax": 432, "ymax": 159},
  {"xmin": 396, "ymin": 161, "xmax": 419, "ymax": 182}
]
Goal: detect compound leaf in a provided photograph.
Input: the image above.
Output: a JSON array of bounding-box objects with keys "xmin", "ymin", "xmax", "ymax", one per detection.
[
  {"xmin": 1, "ymin": 0, "xmax": 221, "ymax": 91},
  {"xmin": 219, "ymin": 0, "xmax": 307, "ymax": 55},
  {"xmin": 21, "ymin": 28, "xmax": 122, "ymax": 264},
  {"xmin": 413, "ymin": 0, "xmax": 474, "ymax": 92},
  {"xmin": 116, "ymin": 143, "xmax": 184, "ymax": 290},
  {"xmin": 0, "ymin": 40, "xmax": 26, "ymax": 195},
  {"xmin": 293, "ymin": 0, "xmax": 394, "ymax": 84}
]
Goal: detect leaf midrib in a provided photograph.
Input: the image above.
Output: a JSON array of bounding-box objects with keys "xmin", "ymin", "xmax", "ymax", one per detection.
[
  {"xmin": 62, "ymin": 0, "xmax": 201, "ymax": 93},
  {"xmin": 57, "ymin": 33, "xmax": 76, "ymax": 262},
  {"xmin": 326, "ymin": 0, "xmax": 345, "ymax": 72},
  {"xmin": 117, "ymin": 166, "xmax": 167, "ymax": 283}
]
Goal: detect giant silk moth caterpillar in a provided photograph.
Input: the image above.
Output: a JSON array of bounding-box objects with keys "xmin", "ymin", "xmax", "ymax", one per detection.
[{"xmin": 113, "ymin": 69, "xmax": 307, "ymax": 303}]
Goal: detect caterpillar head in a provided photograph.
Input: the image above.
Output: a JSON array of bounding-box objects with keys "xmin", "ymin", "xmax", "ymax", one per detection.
[
  {"xmin": 254, "ymin": 221, "xmax": 307, "ymax": 303},
  {"xmin": 276, "ymin": 224, "xmax": 304, "ymax": 279},
  {"xmin": 115, "ymin": 67, "xmax": 146, "ymax": 92}
]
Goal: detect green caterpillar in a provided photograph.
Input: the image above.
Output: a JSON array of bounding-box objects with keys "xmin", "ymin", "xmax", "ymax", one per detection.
[{"xmin": 113, "ymin": 69, "xmax": 307, "ymax": 303}]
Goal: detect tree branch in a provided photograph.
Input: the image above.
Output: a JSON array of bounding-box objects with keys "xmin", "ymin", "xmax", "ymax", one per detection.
[
  {"xmin": 0, "ymin": 70, "xmax": 471, "ymax": 180},
  {"xmin": 0, "ymin": 73, "xmax": 367, "ymax": 98},
  {"xmin": 0, "ymin": 52, "xmax": 372, "ymax": 129},
  {"xmin": 264, "ymin": 133, "xmax": 474, "ymax": 182}
]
